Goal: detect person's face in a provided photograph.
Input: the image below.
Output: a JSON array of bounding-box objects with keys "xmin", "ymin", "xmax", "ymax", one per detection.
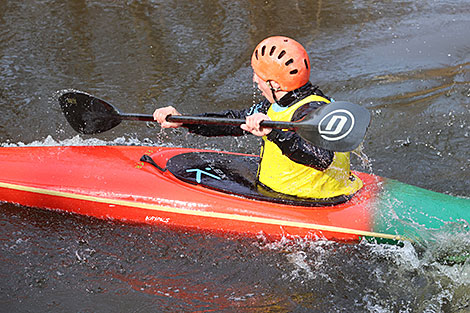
[{"xmin": 253, "ymin": 72, "xmax": 275, "ymax": 103}]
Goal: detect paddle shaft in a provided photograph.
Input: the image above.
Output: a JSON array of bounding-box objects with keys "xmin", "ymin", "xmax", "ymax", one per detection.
[
  {"xmin": 59, "ymin": 91, "xmax": 370, "ymax": 151},
  {"xmin": 120, "ymin": 112, "xmax": 296, "ymax": 130}
]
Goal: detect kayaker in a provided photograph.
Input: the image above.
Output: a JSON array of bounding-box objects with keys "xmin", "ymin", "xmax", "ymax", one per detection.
[{"xmin": 153, "ymin": 36, "xmax": 363, "ymax": 202}]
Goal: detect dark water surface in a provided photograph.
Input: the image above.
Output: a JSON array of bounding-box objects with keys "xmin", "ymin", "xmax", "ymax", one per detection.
[{"xmin": 1, "ymin": 1, "xmax": 469, "ymax": 312}]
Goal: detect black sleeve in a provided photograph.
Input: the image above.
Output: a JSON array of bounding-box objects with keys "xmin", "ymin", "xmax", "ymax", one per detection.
[
  {"xmin": 182, "ymin": 100, "xmax": 270, "ymax": 137},
  {"xmin": 265, "ymin": 101, "xmax": 334, "ymax": 171}
]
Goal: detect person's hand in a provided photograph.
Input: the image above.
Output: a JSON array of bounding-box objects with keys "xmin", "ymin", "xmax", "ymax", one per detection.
[
  {"xmin": 153, "ymin": 106, "xmax": 183, "ymax": 128},
  {"xmin": 241, "ymin": 113, "xmax": 272, "ymax": 137}
]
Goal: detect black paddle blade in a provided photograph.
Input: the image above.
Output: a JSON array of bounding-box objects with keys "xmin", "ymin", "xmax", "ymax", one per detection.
[
  {"xmin": 295, "ymin": 101, "xmax": 371, "ymax": 152},
  {"xmin": 59, "ymin": 91, "xmax": 123, "ymax": 134}
]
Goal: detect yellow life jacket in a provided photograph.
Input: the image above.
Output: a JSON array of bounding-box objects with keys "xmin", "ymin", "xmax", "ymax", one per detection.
[{"xmin": 258, "ymin": 95, "xmax": 363, "ymax": 199}]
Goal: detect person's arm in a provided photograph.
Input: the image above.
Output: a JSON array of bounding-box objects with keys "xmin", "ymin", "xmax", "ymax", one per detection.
[
  {"xmin": 183, "ymin": 100, "xmax": 271, "ymax": 137},
  {"xmin": 265, "ymin": 101, "xmax": 334, "ymax": 171}
]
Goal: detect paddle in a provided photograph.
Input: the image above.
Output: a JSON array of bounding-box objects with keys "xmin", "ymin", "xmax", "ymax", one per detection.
[{"xmin": 58, "ymin": 91, "xmax": 370, "ymax": 152}]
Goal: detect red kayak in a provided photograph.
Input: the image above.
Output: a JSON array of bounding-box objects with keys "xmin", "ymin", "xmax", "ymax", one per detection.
[{"xmin": 1, "ymin": 145, "xmax": 468, "ymax": 244}]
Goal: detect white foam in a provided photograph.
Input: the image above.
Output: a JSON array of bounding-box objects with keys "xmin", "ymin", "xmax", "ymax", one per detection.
[{"xmin": 1, "ymin": 135, "xmax": 162, "ymax": 148}]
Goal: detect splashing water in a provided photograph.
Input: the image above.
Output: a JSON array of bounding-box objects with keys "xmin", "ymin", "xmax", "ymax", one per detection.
[
  {"xmin": 254, "ymin": 234, "xmax": 470, "ymax": 312},
  {"xmin": 0, "ymin": 135, "xmax": 161, "ymax": 148},
  {"xmin": 352, "ymin": 143, "xmax": 374, "ymax": 173}
]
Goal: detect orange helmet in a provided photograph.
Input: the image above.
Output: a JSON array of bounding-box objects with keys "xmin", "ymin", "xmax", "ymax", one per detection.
[{"xmin": 251, "ymin": 36, "xmax": 311, "ymax": 91}]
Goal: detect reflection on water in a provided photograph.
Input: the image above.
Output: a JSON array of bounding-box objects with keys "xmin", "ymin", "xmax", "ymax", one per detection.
[
  {"xmin": 372, "ymin": 61, "xmax": 470, "ymax": 108},
  {"xmin": 2, "ymin": 203, "xmax": 469, "ymax": 312},
  {"xmin": 1, "ymin": 0, "xmax": 470, "ymax": 311}
]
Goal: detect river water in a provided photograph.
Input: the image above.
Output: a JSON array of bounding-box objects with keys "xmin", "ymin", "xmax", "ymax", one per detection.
[{"xmin": 1, "ymin": 1, "xmax": 469, "ymax": 312}]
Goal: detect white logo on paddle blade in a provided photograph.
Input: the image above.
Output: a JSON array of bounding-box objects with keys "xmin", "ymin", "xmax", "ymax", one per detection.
[{"xmin": 318, "ymin": 109, "xmax": 355, "ymax": 141}]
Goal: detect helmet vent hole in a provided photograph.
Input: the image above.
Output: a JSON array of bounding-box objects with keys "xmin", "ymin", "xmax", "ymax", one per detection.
[
  {"xmin": 278, "ymin": 50, "xmax": 286, "ymax": 59},
  {"xmin": 269, "ymin": 46, "xmax": 276, "ymax": 56},
  {"xmin": 285, "ymin": 59, "xmax": 294, "ymax": 66},
  {"xmin": 290, "ymin": 69, "xmax": 298, "ymax": 75},
  {"xmin": 255, "ymin": 50, "xmax": 258, "ymax": 60},
  {"xmin": 261, "ymin": 45, "xmax": 266, "ymax": 56},
  {"xmin": 304, "ymin": 59, "xmax": 309, "ymax": 69}
]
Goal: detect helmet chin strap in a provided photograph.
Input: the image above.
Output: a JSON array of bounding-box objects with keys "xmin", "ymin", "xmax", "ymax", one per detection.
[{"xmin": 268, "ymin": 81, "xmax": 280, "ymax": 104}]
